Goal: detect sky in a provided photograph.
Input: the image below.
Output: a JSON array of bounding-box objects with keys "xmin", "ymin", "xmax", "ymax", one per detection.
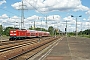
[{"xmin": 0, "ymin": 0, "xmax": 90, "ymax": 32}]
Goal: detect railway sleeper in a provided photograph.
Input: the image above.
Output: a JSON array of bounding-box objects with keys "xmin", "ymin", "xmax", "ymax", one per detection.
[
  {"xmin": 0, "ymin": 37, "xmax": 60, "ymax": 60},
  {"xmin": 9, "ymin": 38, "xmax": 56, "ymax": 60},
  {"xmin": 9, "ymin": 38, "xmax": 54, "ymax": 60},
  {"xmin": 26, "ymin": 40, "xmax": 55, "ymax": 60}
]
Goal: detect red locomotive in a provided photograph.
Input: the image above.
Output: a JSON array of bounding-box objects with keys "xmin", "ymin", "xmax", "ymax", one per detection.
[{"xmin": 9, "ymin": 29, "xmax": 50, "ymax": 40}]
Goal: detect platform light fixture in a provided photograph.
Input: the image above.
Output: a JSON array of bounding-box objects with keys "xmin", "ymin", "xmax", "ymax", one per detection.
[{"xmin": 71, "ymin": 15, "xmax": 82, "ymax": 37}]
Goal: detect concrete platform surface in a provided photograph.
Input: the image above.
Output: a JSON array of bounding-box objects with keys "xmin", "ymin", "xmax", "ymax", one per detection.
[{"xmin": 44, "ymin": 37, "xmax": 90, "ymax": 60}]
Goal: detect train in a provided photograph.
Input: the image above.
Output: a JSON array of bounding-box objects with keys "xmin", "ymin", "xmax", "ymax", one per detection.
[{"xmin": 9, "ymin": 29, "xmax": 50, "ymax": 40}]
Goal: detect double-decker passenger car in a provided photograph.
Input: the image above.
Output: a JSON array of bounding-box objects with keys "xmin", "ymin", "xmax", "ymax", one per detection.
[{"xmin": 9, "ymin": 29, "xmax": 50, "ymax": 40}]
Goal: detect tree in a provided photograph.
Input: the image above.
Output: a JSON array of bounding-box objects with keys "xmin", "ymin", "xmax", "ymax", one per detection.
[
  {"xmin": 29, "ymin": 26, "xmax": 33, "ymax": 30},
  {"xmin": 0, "ymin": 25, "xmax": 3, "ymax": 35},
  {"xmin": 48, "ymin": 26, "xmax": 54, "ymax": 35},
  {"xmin": 78, "ymin": 29, "xmax": 90, "ymax": 35},
  {"xmin": 4, "ymin": 27, "xmax": 14, "ymax": 36}
]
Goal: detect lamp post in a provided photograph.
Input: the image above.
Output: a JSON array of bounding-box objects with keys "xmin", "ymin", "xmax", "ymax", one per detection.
[{"xmin": 71, "ymin": 15, "xmax": 82, "ymax": 37}]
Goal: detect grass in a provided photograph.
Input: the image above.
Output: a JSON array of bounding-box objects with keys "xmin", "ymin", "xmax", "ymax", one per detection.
[{"xmin": 78, "ymin": 34, "xmax": 90, "ymax": 38}]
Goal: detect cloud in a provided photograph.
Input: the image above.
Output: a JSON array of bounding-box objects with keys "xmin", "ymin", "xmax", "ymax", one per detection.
[
  {"xmin": 63, "ymin": 16, "xmax": 74, "ymax": 21},
  {"xmin": 74, "ymin": 5, "xmax": 89, "ymax": 11},
  {"xmin": 0, "ymin": 14, "xmax": 89, "ymax": 32},
  {"xmin": 63, "ymin": 16, "xmax": 77, "ymax": 26},
  {"xmin": 86, "ymin": 9, "xmax": 90, "ymax": 15},
  {"xmin": 0, "ymin": 14, "xmax": 8, "ymax": 19},
  {"xmin": 26, "ymin": 15, "xmax": 40, "ymax": 21},
  {"xmin": 83, "ymin": 18, "xmax": 86, "ymax": 21},
  {"xmin": 11, "ymin": 0, "xmax": 89, "ymax": 13},
  {"xmin": 45, "ymin": 15, "xmax": 61, "ymax": 21},
  {"xmin": 0, "ymin": 0, "xmax": 6, "ymax": 5},
  {"xmin": 23, "ymin": 15, "xmax": 62, "ymax": 29},
  {"xmin": 62, "ymin": 16, "xmax": 88, "ymax": 32},
  {"xmin": 0, "ymin": 14, "xmax": 21, "ymax": 27},
  {"xmin": 9, "ymin": 16, "xmax": 21, "ymax": 23}
]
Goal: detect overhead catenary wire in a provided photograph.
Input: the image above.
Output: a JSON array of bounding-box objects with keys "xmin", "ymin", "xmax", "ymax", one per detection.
[
  {"xmin": 0, "ymin": 8, "xmax": 20, "ymax": 17},
  {"xmin": 0, "ymin": 0, "xmax": 48, "ymax": 29},
  {"xmin": 0, "ymin": 0, "xmax": 46, "ymax": 17},
  {"xmin": 24, "ymin": 0, "xmax": 49, "ymax": 30},
  {"xmin": 24, "ymin": 0, "xmax": 46, "ymax": 17}
]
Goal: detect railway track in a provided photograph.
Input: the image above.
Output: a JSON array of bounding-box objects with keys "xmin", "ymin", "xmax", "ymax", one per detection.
[
  {"xmin": 0, "ymin": 37, "xmax": 51, "ymax": 46},
  {"xmin": 0, "ymin": 38, "xmax": 37, "ymax": 46},
  {"xmin": 0, "ymin": 37, "xmax": 51, "ymax": 51},
  {"xmin": 0, "ymin": 36, "xmax": 60, "ymax": 60},
  {"xmin": 0, "ymin": 39, "xmax": 38, "ymax": 52},
  {"xmin": 12, "ymin": 39, "xmax": 55, "ymax": 60},
  {"xmin": 11, "ymin": 37, "xmax": 61, "ymax": 60},
  {"xmin": 0, "ymin": 37, "xmax": 51, "ymax": 52}
]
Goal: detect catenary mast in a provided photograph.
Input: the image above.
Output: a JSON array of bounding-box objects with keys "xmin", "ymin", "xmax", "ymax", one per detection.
[{"xmin": 19, "ymin": 1, "xmax": 27, "ymax": 29}]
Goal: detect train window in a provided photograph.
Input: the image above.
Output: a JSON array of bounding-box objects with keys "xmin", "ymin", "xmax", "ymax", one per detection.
[
  {"xmin": 31, "ymin": 33, "xmax": 35, "ymax": 36},
  {"xmin": 13, "ymin": 31, "xmax": 16, "ymax": 32},
  {"xmin": 13, "ymin": 34, "xmax": 16, "ymax": 35},
  {"xmin": 10, "ymin": 31, "xmax": 13, "ymax": 33}
]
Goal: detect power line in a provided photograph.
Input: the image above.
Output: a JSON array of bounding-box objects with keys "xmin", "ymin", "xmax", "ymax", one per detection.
[
  {"xmin": 0, "ymin": 0, "xmax": 47, "ymax": 18},
  {"xmin": 24, "ymin": 0, "xmax": 49, "ymax": 29},
  {"xmin": 0, "ymin": 8, "xmax": 20, "ymax": 17},
  {"xmin": 24, "ymin": 0, "xmax": 46, "ymax": 17}
]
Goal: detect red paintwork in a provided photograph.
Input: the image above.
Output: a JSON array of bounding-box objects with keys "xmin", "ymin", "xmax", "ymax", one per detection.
[
  {"xmin": 10, "ymin": 29, "xmax": 50, "ymax": 38},
  {"xmin": 10, "ymin": 30, "xmax": 27, "ymax": 37}
]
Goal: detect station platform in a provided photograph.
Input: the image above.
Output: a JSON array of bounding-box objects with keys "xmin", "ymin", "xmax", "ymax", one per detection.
[{"xmin": 44, "ymin": 37, "xmax": 90, "ymax": 60}]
